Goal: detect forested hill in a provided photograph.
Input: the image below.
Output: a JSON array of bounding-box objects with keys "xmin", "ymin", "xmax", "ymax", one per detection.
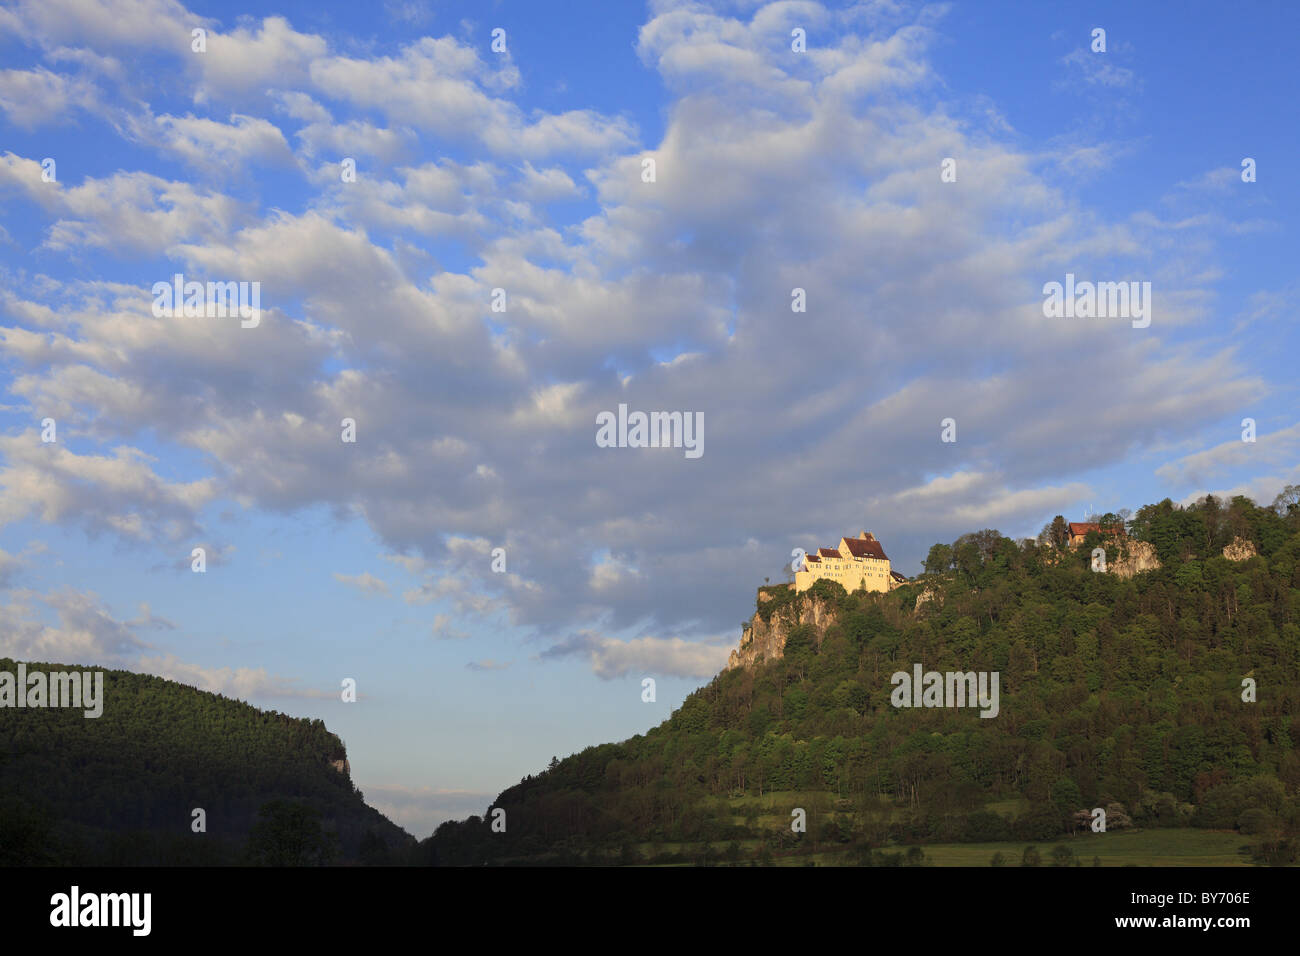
[
  {"xmin": 0, "ymin": 662, "xmax": 412, "ymax": 865},
  {"xmin": 424, "ymin": 490, "xmax": 1300, "ymax": 866}
]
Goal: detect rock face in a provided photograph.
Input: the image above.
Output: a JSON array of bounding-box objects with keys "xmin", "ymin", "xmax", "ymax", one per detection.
[
  {"xmin": 726, "ymin": 592, "xmax": 838, "ymax": 671},
  {"xmin": 330, "ymin": 758, "xmax": 351, "ymax": 775},
  {"xmin": 1223, "ymin": 537, "xmax": 1257, "ymax": 561},
  {"xmin": 913, "ymin": 587, "xmax": 942, "ymax": 614},
  {"xmin": 1109, "ymin": 540, "xmax": 1162, "ymax": 579}
]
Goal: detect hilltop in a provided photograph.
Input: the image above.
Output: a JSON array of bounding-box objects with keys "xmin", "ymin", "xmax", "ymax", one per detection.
[
  {"xmin": 423, "ymin": 489, "xmax": 1300, "ymax": 866},
  {"xmin": 0, "ymin": 661, "xmax": 413, "ymax": 865}
]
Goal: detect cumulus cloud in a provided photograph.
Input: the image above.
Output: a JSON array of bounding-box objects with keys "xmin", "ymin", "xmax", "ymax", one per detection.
[
  {"xmin": 0, "ymin": 155, "xmax": 249, "ymax": 253},
  {"xmin": 541, "ymin": 631, "xmax": 732, "ymax": 680},
  {"xmin": 193, "ymin": 16, "xmax": 327, "ymax": 103},
  {"xmin": 141, "ymin": 112, "xmax": 298, "ymax": 174},
  {"xmin": 0, "ymin": 0, "xmax": 1284, "ymax": 683},
  {"xmin": 309, "ymin": 37, "xmax": 632, "ymax": 158},
  {"xmin": 4, "ymin": 0, "xmax": 204, "ymax": 53},
  {"xmin": 0, "ymin": 66, "xmax": 100, "ymax": 127},
  {"xmin": 514, "ymin": 161, "xmax": 583, "ymax": 203},
  {"xmin": 0, "ymin": 433, "xmax": 216, "ymax": 544},
  {"xmin": 0, "ymin": 587, "xmax": 148, "ymax": 664}
]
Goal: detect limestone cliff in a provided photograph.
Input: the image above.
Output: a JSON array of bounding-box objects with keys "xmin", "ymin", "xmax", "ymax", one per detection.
[
  {"xmin": 1223, "ymin": 537, "xmax": 1257, "ymax": 561},
  {"xmin": 1104, "ymin": 535, "xmax": 1252, "ymax": 575},
  {"xmin": 726, "ymin": 590, "xmax": 839, "ymax": 671},
  {"xmin": 1109, "ymin": 540, "xmax": 1162, "ymax": 579},
  {"xmin": 914, "ymin": 586, "xmax": 942, "ymax": 614}
]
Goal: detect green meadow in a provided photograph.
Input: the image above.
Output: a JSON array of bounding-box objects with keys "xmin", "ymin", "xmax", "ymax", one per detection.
[{"xmin": 633, "ymin": 829, "xmax": 1256, "ymax": 866}]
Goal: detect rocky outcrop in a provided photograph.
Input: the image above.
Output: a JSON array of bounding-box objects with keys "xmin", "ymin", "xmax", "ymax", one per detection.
[
  {"xmin": 1109, "ymin": 540, "xmax": 1161, "ymax": 579},
  {"xmin": 726, "ymin": 592, "xmax": 838, "ymax": 671},
  {"xmin": 1223, "ymin": 537, "xmax": 1257, "ymax": 561},
  {"xmin": 913, "ymin": 586, "xmax": 942, "ymax": 614},
  {"xmin": 330, "ymin": 758, "xmax": 351, "ymax": 775}
]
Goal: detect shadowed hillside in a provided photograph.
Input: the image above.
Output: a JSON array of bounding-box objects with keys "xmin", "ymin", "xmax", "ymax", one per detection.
[{"xmin": 0, "ymin": 663, "xmax": 413, "ymax": 865}]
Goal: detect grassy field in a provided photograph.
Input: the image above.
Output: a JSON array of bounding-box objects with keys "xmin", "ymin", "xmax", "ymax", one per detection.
[
  {"xmin": 634, "ymin": 827, "xmax": 1260, "ymax": 866},
  {"xmin": 920, "ymin": 829, "xmax": 1254, "ymax": 867},
  {"xmin": 621, "ymin": 792, "xmax": 1271, "ymax": 865}
]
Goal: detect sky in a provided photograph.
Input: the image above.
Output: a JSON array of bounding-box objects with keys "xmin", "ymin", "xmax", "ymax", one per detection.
[{"xmin": 0, "ymin": 0, "xmax": 1297, "ymax": 838}]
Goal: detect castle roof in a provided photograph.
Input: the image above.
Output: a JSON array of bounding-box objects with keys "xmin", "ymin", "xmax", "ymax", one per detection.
[
  {"xmin": 842, "ymin": 536, "xmax": 888, "ymax": 560},
  {"xmin": 818, "ymin": 547, "xmax": 841, "ymax": 558}
]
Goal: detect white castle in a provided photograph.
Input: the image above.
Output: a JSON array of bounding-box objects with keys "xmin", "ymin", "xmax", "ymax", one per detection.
[{"xmin": 794, "ymin": 531, "xmax": 907, "ymax": 593}]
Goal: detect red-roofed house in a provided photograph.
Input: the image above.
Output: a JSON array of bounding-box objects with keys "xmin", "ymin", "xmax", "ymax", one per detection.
[{"xmin": 1067, "ymin": 522, "xmax": 1126, "ymax": 548}]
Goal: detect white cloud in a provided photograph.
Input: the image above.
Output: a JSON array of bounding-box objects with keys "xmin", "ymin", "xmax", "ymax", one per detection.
[
  {"xmin": 542, "ymin": 631, "xmax": 731, "ymax": 679},
  {"xmin": 513, "ymin": 161, "xmax": 582, "ymax": 203},
  {"xmin": 333, "ymin": 571, "xmax": 391, "ymax": 596},
  {"xmin": 0, "ymin": 67, "xmax": 99, "ymax": 127},
  {"xmin": 0, "ymin": 433, "xmax": 216, "ymax": 544},
  {"xmin": 194, "ymin": 16, "xmax": 327, "ymax": 102},
  {"xmin": 309, "ymin": 36, "xmax": 632, "ymax": 157},
  {"xmin": 1175, "ymin": 167, "xmax": 1241, "ymax": 194},
  {"xmin": 6, "ymin": 0, "xmax": 202, "ymax": 53},
  {"xmin": 1061, "ymin": 47, "xmax": 1136, "ymax": 89},
  {"xmin": 1156, "ymin": 422, "xmax": 1300, "ymax": 488},
  {"xmin": 0, "ymin": 587, "xmax": 147, "ymax": 664},
  {"xmin": 145, "ymin": 112, "xmax": 297, "ymax": 173},
  {"xmin": 0, "ymin": 154, "xmax": 249, "ymax": 253},
  {"xmin": 136, "ymin": 653, "xmax": 333, "ymax": 700},
  {"xmin": 0, "ymin": 0, "xmax": 1284, "ymax": 679}
]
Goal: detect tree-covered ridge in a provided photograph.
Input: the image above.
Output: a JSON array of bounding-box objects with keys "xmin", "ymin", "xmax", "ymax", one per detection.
[
  {"xmin": 0, "ymin": 661, "xmax": 411, "ymax": 865},
  {"xmin": 425, "ymin": 490, "xmax": 1300, "ymax": 865}
]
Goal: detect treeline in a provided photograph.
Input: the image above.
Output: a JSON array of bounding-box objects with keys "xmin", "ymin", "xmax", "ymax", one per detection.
[
  {"xmin": 425, "ymin": 489, "xmax": 1300, "ymax": 865},
  {"xmin": 0, "ymin": 662, "xmax": 412, "ymax": 864}
]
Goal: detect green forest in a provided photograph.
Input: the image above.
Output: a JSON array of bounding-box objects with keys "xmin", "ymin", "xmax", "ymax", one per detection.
[
  {"xmin": 423, "ymin": 489, "xmax": 1300, "ymax": 866},
  {"xmin": 0, "ymin": 663, "xmax": 411, "ymax": 864}
]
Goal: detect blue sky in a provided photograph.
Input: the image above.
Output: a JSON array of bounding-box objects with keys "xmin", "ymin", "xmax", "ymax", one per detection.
[{"xmin": 1, "ymin": 0, "xmax": 1297, "ymax": 836}]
